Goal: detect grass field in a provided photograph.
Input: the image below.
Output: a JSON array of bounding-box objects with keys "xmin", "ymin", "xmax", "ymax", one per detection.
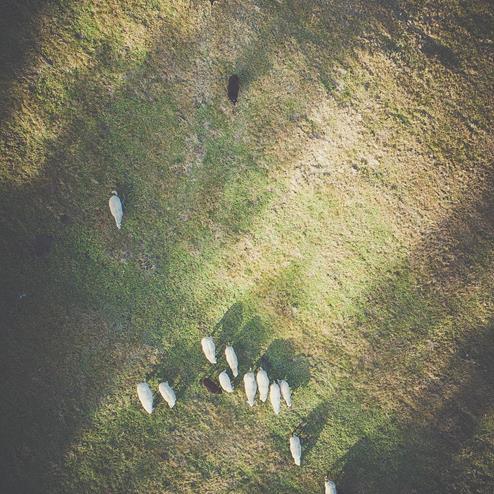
[{"xmin": 1, "ymin": 0, "xmax": 493, "ymax": 492}]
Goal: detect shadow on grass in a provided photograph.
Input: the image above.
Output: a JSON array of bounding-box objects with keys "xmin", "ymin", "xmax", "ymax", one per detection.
[
  {"xmin": 257, "ymin": 167, "xmax": 494, "ymax": 493},
  {"xmin": 0, "ymin": 0, "xmax": 52, "ymax": 127},
  {"xmin": 294, "ymin": 400, "xmax": 332, "ymax": 456},
  {"xmin": 148, "ymin": 296, "xmax": 313, "ymax": 407},
  {"xmin": 260, "ymin": 338, "xmax": 311, "ymax": 388},
  {"xmin": 1, "ymin": 1, "xmax": 492, "ymax": 493},
  {"xmin": 337, "ymin": 322, "xmax": 494, "ymax": 494},
  {"xmin": 149, "ymin": 301, "xmax": 274, "ymax": 396},
  {"xmin": 305, "ymin": 172, "xmax": 494, "ymax": 492}
]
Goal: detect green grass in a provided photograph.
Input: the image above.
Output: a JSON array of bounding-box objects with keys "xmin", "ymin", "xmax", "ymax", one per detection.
[{"xmin": 1, "ymin": 0, "xmax": 493, "ymax": 492}]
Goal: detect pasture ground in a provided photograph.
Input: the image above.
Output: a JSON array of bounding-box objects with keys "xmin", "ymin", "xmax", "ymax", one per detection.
[{"xmin": 1, "ymin": 0, "xmax": 493, "ymax": 492}]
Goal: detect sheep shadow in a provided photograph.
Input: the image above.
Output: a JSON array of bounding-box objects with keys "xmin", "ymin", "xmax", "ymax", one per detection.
[
  {"xmin": 147, "ymin": 337, "xmax": 202, "ymax": 399},
  {"xmin": 210, "ymin": 302, "xmax": 275, "ymax": 378},
  {"xmin": 211, "ymin": 315, "xmax": 312, "ymax": 389},
  {"xmin": 212, "ymin": 301, "xmax": 245, "ymax": 344},
  {"xmin": 191, "ymin": 325, "xmax": 312, "ymax": 394},
  {"xmin": 144, "ymin": 308, "xmax": 311, "ymax": 409},
  {"xmin": 149, "ymin": 301, "xmax": 273, "ymax": 396},
  {"xmin": 294, "ymin": 400, "xmax": 332, "ymax": 456},
  {"xmin": 114, "ymin": 178, "xmax": 135, "ymax": 213},
  {"xmin": 270, "ymin": 399, "xmax": 332, "ymax": 465},
  {"xmin": 259, "ymin": 338, "xmax": 311, "ymax": 389}
]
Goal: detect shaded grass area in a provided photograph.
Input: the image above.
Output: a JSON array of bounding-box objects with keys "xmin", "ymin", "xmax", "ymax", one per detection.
[
  {"xmin": 1, "ymin": 0, "xmax": 494, "ymax": 493},
  {"xmin": 339, "ymin": 323, "xmax": 494, "ymax": 494}
]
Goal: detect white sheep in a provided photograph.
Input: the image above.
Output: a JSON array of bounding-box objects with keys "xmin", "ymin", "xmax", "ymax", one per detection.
[
  {"xmin": 243, "ymin": 371, "xmax": 257, "ymax": 407},
  {"xmin": 256, "ymin": 368, "xmax": 269, "ymax": 402},
  {"xmin": 289, "ymin": 434, "xmax": 302, "ymax": 466},
  {"xmin": 269, "ymin": 381, "xmax": 281, "ymax": 415},
  {"xmin": 201, "ymin": 336, "xmax": 217, "ymax": 364},
  {"xmin": 279, "ymin": 379, "xmax": 292, "ymax": 407},
  {"xmin": 219, "ymin": 370, "xmax": 234, "ymax": 392},
  {"xmin": 225, "ymin": 345, "xmax": 239, "ymax": 377},
  {"xmin": 325, "ymin": 479, "xmax": 337, "ymax": 494},
  {"xmin": 136, "ymin": 382, "xmax": 153, "ymax": 414},
  {"xmin": 109, "ymin": 191, "xmax": 123, "ymax": 229},
  {"xmin": 158, "ymin": 381, "xmax": 176, "ymax": 408}
]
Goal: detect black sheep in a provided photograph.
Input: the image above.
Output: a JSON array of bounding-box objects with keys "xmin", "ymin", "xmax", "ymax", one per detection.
[
  {"xmin": 202, "ymin": 377, "xmax": 223, "ymax": 394},
  {"xmin": 227, "ymin": 74, "xmax": 240, "ymax": 104}
]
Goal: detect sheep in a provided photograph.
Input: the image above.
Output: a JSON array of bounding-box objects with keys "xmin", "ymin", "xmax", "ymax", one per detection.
[
  {"xmin": 158, "ymin": 381, "xmax": 176, "ymax": 408},
  {"xmin": 109, "ymin": 191, "xmax": 123, "ymax": 229},
  {"xmin": 243, "ymin": 371, "xmax": 257, "ymax": 407},
  {"xmin": 325, "ymin": 479, "xmax": 337, "ymax": 494},
  {"xmin": 201, "ymin": 336, "xmax": 217, "ymax": 364},
  {"xmin": 227, "ymin": 75, "xmax": 240, "ymax": 104},
  {"xmin": 278, "ymin": 379, "xmax": 292, "ymax": 407},
  {"xmin": 202, "ymin": 377, "xmax": 222, "ymax": 394},
  {"xmin": 225, "ymin": 345, "xmax": 239, "ymax": 377},
  {"xmin": 289, "ymin": 434, "xmax": 302, "ymax": 466},
  {"xmin": 136, "ymin": 382, "xmax": 153, "ymax": 414},
  {"xmin": 219, "ymin": 370, "xmax": 234, "ymax": 392},
  {"xmin": 256, "ymin": 367, "xmax": 269, "ymax": 402},
  {"xmin": 269, "ymin": 381, "xmax": 281, "ymax": 415}
]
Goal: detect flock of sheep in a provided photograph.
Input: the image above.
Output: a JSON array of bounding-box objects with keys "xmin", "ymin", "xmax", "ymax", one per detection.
[
  {"xmin": 134, "ymin": 335, "xmax": 337, "ymax": 494},
  {"xmin": 108, "ymin": 115, "xmax": 337, "ymax": 493}
]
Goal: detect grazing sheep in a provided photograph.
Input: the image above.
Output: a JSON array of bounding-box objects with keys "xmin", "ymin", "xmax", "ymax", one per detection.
[
  {"xmin": 158, "ymin": 382, "xmax": 176, "ymax": 408},
  {"xmin": 243, "ymin": 371, "xmax": 257, "ymax": 407},
  {"xmin": 202, "ymin": 377, "xmax": 222, "ymax": 394},
  {"xmin": 227, "ymin": 74, "xmax": 240, "ymax": 104},
  {"xmin": 269, "ymin": 382, "xmax": 281, "ymax": 415},
  {"xmin": 325, "ymin": 479, "xmax": 337, "ymax": 494},
  {"xmin": 109, "ymin": 191, "xmax": 123, "ymax": 229},
  {"xmin": 219, "ymin": 370, "xmax": 234, "ymax": 392},
  {"xmin": 279, "ymin": 379, "xmax": 292, "ymax": 407},
  {"xmin": 256, "ymin": 368, "xmax": 269, "ymax": 402},
  {"xmin": 225, "ymin": 345, "xmax": 239, "ymax": 377},
  {"xmin": 201, "ymin": 336, "xmax": 217, "ymax": 364},
  {"xmin": 289, "ymin": 434, "xmax": 301, "ymax": 466},
  {"xmin": 137, "ymin": 382, "xmax": 153, "ymax": 414}
]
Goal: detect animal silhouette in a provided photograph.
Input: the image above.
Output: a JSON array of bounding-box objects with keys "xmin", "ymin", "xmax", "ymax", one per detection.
[{"xmin": 227, "ymin": 74, "xmax": 240, "ymax": 104}]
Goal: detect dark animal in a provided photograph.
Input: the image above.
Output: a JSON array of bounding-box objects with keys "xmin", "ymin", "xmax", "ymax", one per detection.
[
  {"xmin": 227, "ymin": 74, "xmax": 240, "ymax": 104},
  {"xmin": 202, "ymin": 377, "xmax": 222, "ymax": 394}
]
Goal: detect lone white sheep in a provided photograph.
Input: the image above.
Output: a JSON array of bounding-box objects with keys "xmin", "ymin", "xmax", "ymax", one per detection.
[
  {"xmin": 256, "ymin": 368, "xmax": 269, "ymax": 402},
  {"xmin": 137, "ymin": 382, "xmax": 153, "ymax": 414},
  {"xmin": 158, "ymin": 381, "xmax": 176, "ymax": 408},
  {"xmin": 225, "ymin": 345, "xmax": 239, "ymax": 377},
  {"xmin": 290, "ymin": 434, "xmax": 302, "ymax": 466},
  {"xmin": 325, "ymin": 479, "xmax": 337, "ymax": 494},
  {"xmin": 109, "ymin": 191, "xmax": 123, "ymax": 229},
  {"xmin": 243, "ymin": 371, "xmax": 257, "ymax": 407},
  {"xmin": 219, "ymin": 370, "xmax": 234, "ymax": 392},
  {"xmin": 201, "ymin": 336, "xmax": 217, "ymax": 364},
  {"xmin": 269, "ymin": 381, "xmax": 281, "ymax": 415},
  {"xmin": 279, "ymin": 379, "xmax": 292, "ymax": 407}
]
